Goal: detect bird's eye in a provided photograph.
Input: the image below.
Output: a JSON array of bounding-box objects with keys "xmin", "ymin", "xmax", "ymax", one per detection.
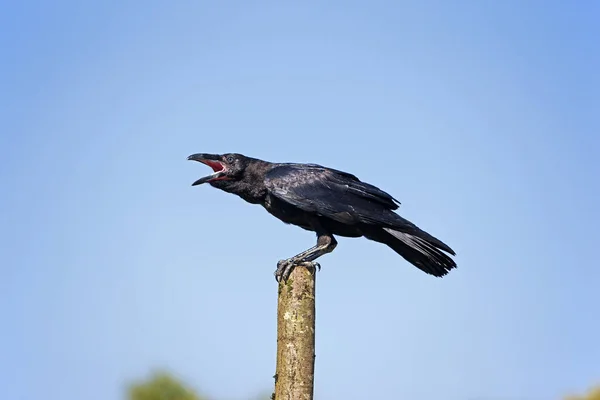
[{"xmin": 226, "ymin": 155, "xmax": 235, "ymax": 163}]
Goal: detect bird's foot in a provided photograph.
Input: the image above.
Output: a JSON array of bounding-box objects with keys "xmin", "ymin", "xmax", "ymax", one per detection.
[{"xmin": 274, "ymin": 260, "xmax": 321, "ymax": 283}]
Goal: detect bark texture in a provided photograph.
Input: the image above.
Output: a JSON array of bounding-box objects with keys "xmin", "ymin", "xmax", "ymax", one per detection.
[{"xmin": 273, "ymin": 266, "xmax": 316, "ymax": 400}]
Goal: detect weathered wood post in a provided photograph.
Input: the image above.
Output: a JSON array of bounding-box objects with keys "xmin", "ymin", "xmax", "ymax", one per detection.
[{"xmin": 273, "ymin": 266, "xmax": 316, "ymax": 400}]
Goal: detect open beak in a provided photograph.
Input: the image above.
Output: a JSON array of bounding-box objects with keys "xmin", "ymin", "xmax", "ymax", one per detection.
[{"xmin": 187, "ymin": 153, "xmax": 228, "ymax": 185}]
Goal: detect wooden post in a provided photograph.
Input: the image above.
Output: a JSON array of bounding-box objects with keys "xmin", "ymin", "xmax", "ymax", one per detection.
[{"xmin": 273, "ymin": 266, "xmax": 316, "ymax": 400}]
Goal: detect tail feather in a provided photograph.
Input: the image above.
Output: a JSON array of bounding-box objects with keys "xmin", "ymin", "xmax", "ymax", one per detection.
[
  {"xmin": 364, "ymin": 211, "xmax": 456, "ymax": 256},
  {"xmin": 365, "ymin": 227, "xmax": 457, "ymax": 277}
]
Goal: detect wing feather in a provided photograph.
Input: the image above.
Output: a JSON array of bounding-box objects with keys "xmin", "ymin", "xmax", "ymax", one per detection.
[{"xmin": 264, "ymin": 164, "xmax": 399, "ymax": 224}]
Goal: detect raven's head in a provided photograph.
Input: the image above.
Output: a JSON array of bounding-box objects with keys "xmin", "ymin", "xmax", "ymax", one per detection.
[{"xmin": 187, "ymin": 153, "xmax": 249, "ymax": 186}]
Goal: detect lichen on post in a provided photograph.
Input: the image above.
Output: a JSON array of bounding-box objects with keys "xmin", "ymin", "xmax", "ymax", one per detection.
[{"xmin": 273, "ymin": 265, "xmax": 316, "ymax": 400}]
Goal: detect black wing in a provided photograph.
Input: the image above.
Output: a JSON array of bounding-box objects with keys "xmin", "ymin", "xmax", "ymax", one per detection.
[
  {"xmin": 283, "ymin": 163, "xmax": 401, "ymax": 208},
  {"xmin": 264, "ymin": 164, "xmax": 400, "ymax": 224}
]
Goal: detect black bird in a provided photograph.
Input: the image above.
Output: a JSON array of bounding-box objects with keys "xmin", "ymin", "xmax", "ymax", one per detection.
[{"xmin": 188, "ymin": 152, "xmax": 457, "ymax": 282}]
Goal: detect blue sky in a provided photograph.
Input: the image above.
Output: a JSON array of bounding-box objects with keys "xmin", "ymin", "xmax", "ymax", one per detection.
[{"xmin": 1, "ymin": 1, "xmax": 599, "ymax": 399}]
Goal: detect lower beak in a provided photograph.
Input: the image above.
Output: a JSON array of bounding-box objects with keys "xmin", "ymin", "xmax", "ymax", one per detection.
[{"xmin": 191, "ymin": 171, "xmax": 226, "ymax": 186}]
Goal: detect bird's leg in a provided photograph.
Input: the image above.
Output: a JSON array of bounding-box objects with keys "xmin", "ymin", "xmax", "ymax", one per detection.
[{"xmin": 275, "ymin": 234, "xmax": 337, "ymax": 282}]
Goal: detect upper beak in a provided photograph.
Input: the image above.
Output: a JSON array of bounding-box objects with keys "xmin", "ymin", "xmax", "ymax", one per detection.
[
  {"xmin": 187, "ymin": 153, "xmax": 220, "ymax": 162},
  {"xmin": 188, "ymin": 153, "xmax": 226, "ymax": 186}
]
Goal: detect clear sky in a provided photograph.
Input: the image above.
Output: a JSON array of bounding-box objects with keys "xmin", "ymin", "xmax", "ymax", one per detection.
[{"xmin": 1, "ymin": 1, "xmax": 599, "ymax": 399}]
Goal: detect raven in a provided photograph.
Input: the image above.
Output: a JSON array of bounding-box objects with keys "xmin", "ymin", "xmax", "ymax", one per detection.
[{"xmin": 188, "ymin": 152, "xmax": 456, "ymax": 282}]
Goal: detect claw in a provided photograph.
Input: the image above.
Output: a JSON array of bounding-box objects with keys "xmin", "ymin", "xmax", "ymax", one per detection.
[
  {"xmin": 274, "ymin": 260, "xmax": 321, "ymax": 282},
  {"xmin": 274, "ymin": 259, "xmax": 295, "ymax": 283},
  {"xmin": 297, "ymin": 261, "xmax": 320, "ymax": 274}
]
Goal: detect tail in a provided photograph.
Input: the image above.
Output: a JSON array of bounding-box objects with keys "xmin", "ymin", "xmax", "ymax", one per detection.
[{"xmin": 365, "ymin": 226, "xmax": 457, "ymax": 277}]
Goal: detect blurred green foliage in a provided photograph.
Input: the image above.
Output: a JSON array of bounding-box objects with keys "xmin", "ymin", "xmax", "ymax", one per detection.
[
  {"xmin": 127, "ymin": 372, "xmax": 206, "ymax": 400},
  {"xmin": 126, "ymin": 371, "xmax": 271, "ymax": 400},
  {"xmin": 566, "ymin": 386, "xmax": 600, "ymax": 400}
]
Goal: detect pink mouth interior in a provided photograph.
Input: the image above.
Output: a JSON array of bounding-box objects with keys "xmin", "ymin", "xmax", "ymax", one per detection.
[{"xmin": 202, "ymin": 160, "xmax": 225, "ymax": 172}]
